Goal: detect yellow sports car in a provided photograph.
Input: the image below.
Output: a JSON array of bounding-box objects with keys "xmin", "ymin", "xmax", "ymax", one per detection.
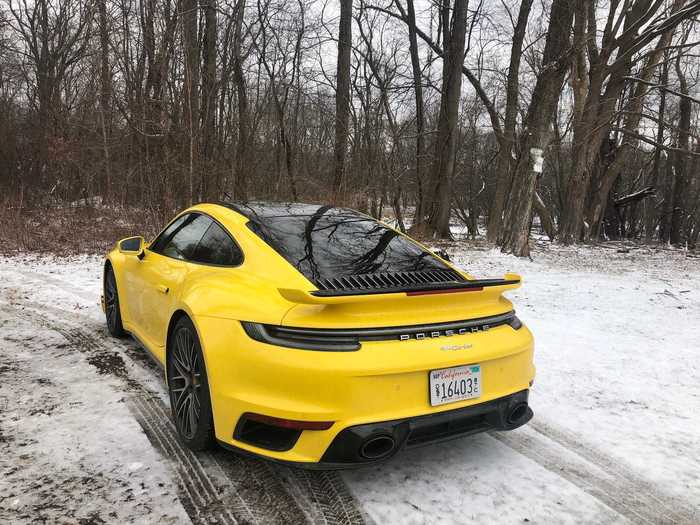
[{"xmin": 103, "ymin": 202, "xmax": 535, "ymax": 467}]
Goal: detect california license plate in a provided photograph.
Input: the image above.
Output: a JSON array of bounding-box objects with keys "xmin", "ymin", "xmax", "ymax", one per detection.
[{"xmin": 429, "ymin": 364, "xmax": 481, "ymax": 406}]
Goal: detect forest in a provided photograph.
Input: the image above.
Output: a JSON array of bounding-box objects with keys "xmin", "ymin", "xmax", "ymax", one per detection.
[{"xmin": 0, "ymin": 0, "xmax": 699, "ymax": 255}]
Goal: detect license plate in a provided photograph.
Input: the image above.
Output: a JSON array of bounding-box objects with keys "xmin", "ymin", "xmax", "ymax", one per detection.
[{"xmin": 429, "ymin": 364, "xmax": 481, "ymax": 406}]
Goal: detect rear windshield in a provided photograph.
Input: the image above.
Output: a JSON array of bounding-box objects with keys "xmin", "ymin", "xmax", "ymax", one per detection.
[{"xmin": 243, "ymin": 205, "xmax": 450, "ymax": 283}]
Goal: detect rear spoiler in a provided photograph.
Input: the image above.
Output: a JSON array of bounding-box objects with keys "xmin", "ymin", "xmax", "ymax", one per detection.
[{"xmin": 278, "ymin": 273, "xmax": 521, "ymax": 305}]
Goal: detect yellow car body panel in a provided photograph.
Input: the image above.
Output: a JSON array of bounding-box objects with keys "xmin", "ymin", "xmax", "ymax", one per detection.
[
  {"xmin": 105, "ymin": 202, "xmax": 535, "ymax": 466},
  {"xmin": 195, "ymin": 316, "xmax": 534, "ymax": 463}
]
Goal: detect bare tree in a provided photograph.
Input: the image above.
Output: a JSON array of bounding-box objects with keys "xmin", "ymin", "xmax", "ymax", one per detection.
[
  {"xmin": 397, "ymin": 0, "xmax": 427, "ymax": 221},
  {"xmin": 8, "ymin": 0, "xmax": 93, "ymax": 192},
  {"xmin": 669, "ymin": 46, "xmax": 693, "ymax": 245},
  {"xmin": 559, "ymin": 0, "xmax": 700, "ymax": 243},
  {"xmin": 486, "ymin": 0, "xmax": 534, "ymax": 242},
  {"xmin": 182, "ymin": 0, "xmax": 200, "ymax": 202},
  {"xmin": 2, "ymin": 0, "xmax": 698, "ymax": 251},
  {"xmin": 411, "ymin": 0, "xmax": 470, "ymax": 239},
  {"xmin": 231, "ymin": 0, "xmax": 250, "ymax": 199},
  {"xmin": 201, "ymin": 0, "xmax": 218, "ymax": 194},
  {"xmin": 333, "ymin": 0, "xmax": 353, "ymax": 196},
  {"xmin": 498, "ymin": 0, "xmax": 574, "ymax": 256},
  {"xmin": 97, "ymin": 0, "xmax": 112, "ymax": 202}
]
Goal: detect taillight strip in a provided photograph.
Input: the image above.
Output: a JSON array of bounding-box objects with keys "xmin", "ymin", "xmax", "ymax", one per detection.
[{"xmin": 241, "ymin": 311, "xmax": 519, "ymax": 350}]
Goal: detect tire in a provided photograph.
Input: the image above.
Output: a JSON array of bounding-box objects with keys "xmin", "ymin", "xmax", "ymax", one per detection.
[
  {"xmin": 104, "ymin": 265, "xmax": 126, "ymax": 338},
  {"xmin": 167, "ymin": 316, "xmax": 215, "ymax": 450}
]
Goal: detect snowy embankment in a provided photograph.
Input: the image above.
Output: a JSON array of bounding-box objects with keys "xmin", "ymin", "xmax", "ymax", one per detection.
[{"xmin": 1, "ymin": 242, "xmax": 699, "ymax": 524}]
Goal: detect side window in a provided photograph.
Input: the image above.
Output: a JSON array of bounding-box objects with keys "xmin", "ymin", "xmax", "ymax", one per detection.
[
  {"xmin": 150, "ymin": 214, "xmax": 189, "ymax": 253},
  {"xmin": 192, "ymin": 222, "xmax": 243, "ymax": 266},
  {"xmin": 161, "ymin": 214, "xmax": 212, "ymax": 260}
]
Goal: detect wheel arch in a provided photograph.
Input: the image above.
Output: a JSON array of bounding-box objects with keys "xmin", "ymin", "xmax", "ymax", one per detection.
[
  {"xmin": 103, "ymin": 255, "xmax": 124, "ymax": 297},
  {"xmin": 166, "ymin": 309, "xmax": 190, "ymax": 358},
  {"xmin": 103, "ymin": 258, "xmax": 113, "ymax": 288},
  {"xmin": 166, "ymin": 308, "xmax": 212, "ymax": 369},
  {"xmin": 164, "ymin": 309, "xmax": 190, "ymax": 386}
]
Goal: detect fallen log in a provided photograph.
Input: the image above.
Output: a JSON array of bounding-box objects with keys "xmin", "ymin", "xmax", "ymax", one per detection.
[{"xmin": 614, "ymin": 186, "xmax": 656, "ymax": 208}]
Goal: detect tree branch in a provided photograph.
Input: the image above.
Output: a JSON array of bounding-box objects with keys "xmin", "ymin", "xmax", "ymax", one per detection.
[
  {"xmin": 623, "ymin": 75, "xmax": 700, "ymax": 105},
  {"xmin": 610, "ymin": 127, "xmax": 700, "ymax": 157},
  {"xmin": 366, "ymin": 3, "xmax": 504, "ymax": 141}
]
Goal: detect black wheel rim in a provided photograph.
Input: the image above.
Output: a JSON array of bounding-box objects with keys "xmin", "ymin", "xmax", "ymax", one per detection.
[
  {"xmin": 105, "ymin": 271, "xmax": 118, "ymax": 332},
  {"xmin": 170, "ymin": 327, "xmax": 201, "ymax": 440}
]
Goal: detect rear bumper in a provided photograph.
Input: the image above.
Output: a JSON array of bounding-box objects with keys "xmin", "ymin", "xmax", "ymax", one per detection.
[
  {"xmin": 218, "ymin": 390, "xmax": 532, "ymax": 470},
  {"xmin": 194, "ymin": 315, "xmax": 535, "ymax": 465}
]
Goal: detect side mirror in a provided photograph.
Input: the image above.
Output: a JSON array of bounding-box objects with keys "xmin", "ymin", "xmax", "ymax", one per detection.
[{"xmin": 118, "ymin": 236, "xmax": 145, "ymax": 258}]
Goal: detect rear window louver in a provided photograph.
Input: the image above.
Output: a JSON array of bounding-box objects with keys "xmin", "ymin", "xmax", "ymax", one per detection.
[{"xmin": 315, "ymin": 268, "xmax": 465, "ymax": 292}]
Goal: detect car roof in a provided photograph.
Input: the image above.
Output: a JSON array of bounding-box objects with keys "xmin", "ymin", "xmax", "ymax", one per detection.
[
  {"xmin": 211, "ymin": 201, "xmax": 454, "ymax": 288},
  {"xmin": 217, "ymin": 201, "xmax": 356, "ymax": 221}
]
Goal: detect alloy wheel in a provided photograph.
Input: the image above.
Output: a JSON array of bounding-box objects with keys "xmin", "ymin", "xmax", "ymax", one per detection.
[
  {"xmin": 169, "ymin": 327, "xmax": 202, "ymax": 440},
  {"xmin": 105, "ymin": 270, "xmax": 120, "ymax": 334}
]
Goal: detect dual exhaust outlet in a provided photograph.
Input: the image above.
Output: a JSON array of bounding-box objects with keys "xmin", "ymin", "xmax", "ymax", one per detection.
[
  {"xmin": 357, "ymin": 402, "xmax": 530, "ymax": 460},
  {"xmin": 359, "ymin": 434, "xmax": 397, "ymax": 460},
  {"xmin": 506, "ymin": 402, "xmax": 529, "ymax": 426}
]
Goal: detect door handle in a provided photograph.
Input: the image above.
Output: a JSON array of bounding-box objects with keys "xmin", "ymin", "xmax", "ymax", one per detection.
[{"xmin": 156, "ymin": 284, "xmax": 169, "ymax": 294}]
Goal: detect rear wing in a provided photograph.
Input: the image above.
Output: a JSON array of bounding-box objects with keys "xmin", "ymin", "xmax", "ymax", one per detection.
[{"xmin": 278, "ymin": 273, "xmax": 521, "ymax": 305}]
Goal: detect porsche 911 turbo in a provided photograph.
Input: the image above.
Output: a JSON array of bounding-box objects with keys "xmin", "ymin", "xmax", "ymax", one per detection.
[{"xmin": 103, "ymin": 202, "xmax": 535, "ymax": 468}]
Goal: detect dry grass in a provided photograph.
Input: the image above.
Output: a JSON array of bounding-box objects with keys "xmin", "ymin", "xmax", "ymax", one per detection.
[{"xmin": 0, "ymin": 202, "xmax": 173, "ymax": 256}]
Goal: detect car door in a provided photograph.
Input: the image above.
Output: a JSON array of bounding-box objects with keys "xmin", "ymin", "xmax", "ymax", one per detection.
[
  {"xmin": 130, "ymin": 213, "xmax": 213, "ymax": 360},
  {"xmin": 122, "ymin": 213, "xmax": 189, "ymax": 335}
]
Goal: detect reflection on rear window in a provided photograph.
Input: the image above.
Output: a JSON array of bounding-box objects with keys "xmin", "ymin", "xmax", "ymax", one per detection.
[{"xmin": 239, "ymin": 203, "xmax": 449, "ymax": 283}]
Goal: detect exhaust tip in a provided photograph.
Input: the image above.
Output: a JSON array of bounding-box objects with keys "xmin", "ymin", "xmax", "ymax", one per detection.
[
  {"xmin": 359, "ymin": 435, "xmax": 396, "ymax": 460},
  {"xmin": 507, "ymin": 403, "xmax": 529, "ymax": 425}
]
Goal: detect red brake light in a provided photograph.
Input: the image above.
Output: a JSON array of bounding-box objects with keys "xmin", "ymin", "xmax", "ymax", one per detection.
[
  {"xmin": 244, "ymin": 413, "xmax": 334, "ymax": 431},
  {"xmin": 406, "ymin": 287, "xmax": 483, "ymax": 296}
]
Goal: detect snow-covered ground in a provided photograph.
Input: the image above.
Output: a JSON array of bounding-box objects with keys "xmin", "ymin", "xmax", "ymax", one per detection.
[
  {"xmin": 347, "ymin": 241, "xmax": 700, "ymax": 524},
  {"xmin": 0, "ymin": 263, "xmax": 189, "ymax": 523},
  {"xmin": 1, "ymin": 241, "xmax": 699, "ymax": 524}
]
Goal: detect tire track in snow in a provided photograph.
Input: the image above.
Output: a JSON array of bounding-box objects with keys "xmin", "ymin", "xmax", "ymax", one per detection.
[
  {"xmin": 284, "ymin": 469, "xmax": 366, "ymax": 525},
  {"xmin": 130, "ymin": 396, "xmax": 240, "ymax": 525},
  {"xmin": 491, "ymin": 427, "xmax": 698, "ymax": 524},
  {"xmin": 7, "ymin": 305, "xmax": 243, "ymax": 525},
  {"xmin": 528, "ymin": 421, "xmax": 699, "ymax": 523},
  {"xmin": 1, "ymin": 292, "xmax": 366, "ymax": 525}
]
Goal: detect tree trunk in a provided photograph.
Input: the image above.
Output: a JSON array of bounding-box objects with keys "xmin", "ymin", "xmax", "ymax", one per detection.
[
  {"xmin": 201, "ymin": 0, "xmax": 217, "ymax": 198},
  {"xmin": 404, "ymin": 0, "xmax": 427, "ymax": 222},
  {"xmin": 486, "ymin": 0, "xmax": 533, "ymax": 242},
  {"xmin": 333, "ymin": 0, "xmax": 353, "ymax": 197},
  {"xmin": 659, "ymin": 154, "xmax": 675, "ymax": 243},
  {"xmin": 232, "ymin": 0, "xmax": 248, "ymax": 199},
  {"xmin": 98, "ymin": 0, "xmax": 112, "ymax": 203},
  {"xmin": 412, "ymin": 0, "xmax": 469, "ymax": 239},
  {"xmin": 585, "ymin": 18, "xmax": 679, "ymax": 238},
  {"xmin": 669, "ymin": 57, "xmax": 691, "ymax": 246},
  {"xmin": 534, "ymin": 191, "xmax": 556, "ymax": 240},
  {"xmin": 182, "ymin": 0, "xmax": 199, "ymax": 203},
  {"xmin": 644, "ymin": 57, "xmax": 669, "ymax": 241},
  {"xmin": 498, "ymin": 0, "xmax": 574, "ymax": 256}
]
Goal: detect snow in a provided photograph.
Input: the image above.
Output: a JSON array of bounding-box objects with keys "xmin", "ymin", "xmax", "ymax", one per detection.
[
  {"xmin": 453, "ymin": 241, "xmax": 700, "ymax": 499},
  {"xmin": 0, "ymin": 255, "xmax": 188, "ymax": 524},
  {"xmin": 1, "ymin": 242, "xmax": 699, "ymax": 523},
  {"xmin": 342, "ymin": 241, "xmax": 700, "ymax": 523},
  {"xmin": 346, "ymin": 433, "xmax": 625, "ymax": 524}
]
